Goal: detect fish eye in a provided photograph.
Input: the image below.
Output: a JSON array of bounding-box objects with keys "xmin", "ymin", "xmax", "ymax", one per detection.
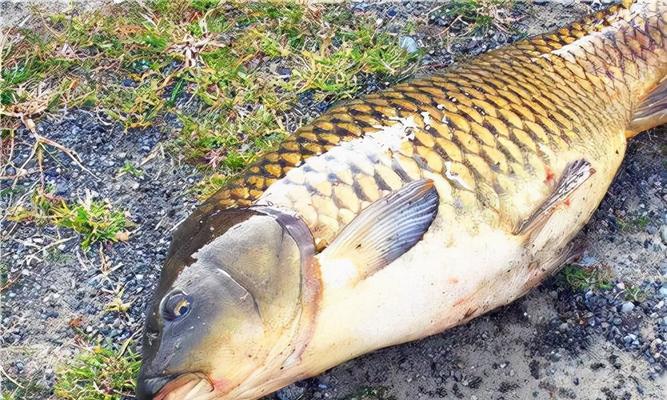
[{"xmin": 162, "ymin": 291, "xmax": 192, "ymax": 321}]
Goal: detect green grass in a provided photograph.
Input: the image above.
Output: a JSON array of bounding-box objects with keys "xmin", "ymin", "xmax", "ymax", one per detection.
[
  {"xmin": 54, "ymin": 341, "xmax": 141, "ymax": 400},
  {"xmin": 623, "ymin": 284, "xmax": 646, "ymax": 303},
  {"xmin": 117, "ymin": 161, "xmax": 143, "ymax": 178},
  {"xmin": 3, "ymin": 1, "xmax": 420, "ymax": 198},
  {"xmin": 50, "ymin": 197, "xmax": 130, "ymax": 250},
  {"xmin": 560, "ymin": 264, "xmax": 614, "ymax": 292},
  {"xmin": 7, "ymin": 190, "xmax": 131, "ymax": 250},
  {"xmin": 616, "ymin": 215, "xmax": 651, "ymax": 233}
]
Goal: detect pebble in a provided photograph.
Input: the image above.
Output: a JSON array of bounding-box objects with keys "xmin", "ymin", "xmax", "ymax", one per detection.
[
  {"xmin": 55, "ymin": 181, "xmax": 69, "ymax": 195},
  {"xmin": 620, "ymin": 302, "xmax": 635, "ymax": 313},
  {"xmin": 399, "ymin": 36, "xmax": 419, "ymax": 54}
]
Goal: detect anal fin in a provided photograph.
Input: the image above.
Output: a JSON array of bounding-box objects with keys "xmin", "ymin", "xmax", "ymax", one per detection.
[
  {"xmin": 627, "ymin": 77, "xmax": 667, "ymax": 137},
  {"xmin": 320, "ymin": 179, "xmax": 439, "ymax": 284},
  {"xmin": 513, "ymin": 159, "xmax": 595, "ymax": 236}
]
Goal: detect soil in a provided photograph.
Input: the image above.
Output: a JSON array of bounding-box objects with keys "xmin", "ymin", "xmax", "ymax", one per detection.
[{"xmin": 1, "ymin": 1, "xmax": 666, "ymax": 400}]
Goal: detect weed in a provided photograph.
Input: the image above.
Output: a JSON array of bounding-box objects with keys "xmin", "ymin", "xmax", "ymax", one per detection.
[
  {"xmin": 8, "ymin": 189, "xmax": 131, "ymax": 250},
  {"xmin": 118, "ymin": 161, "xmax": 143, "ymax": 178},
  {"xmin": 51, "ymin": 195, "xmax": 131, "ymax": 250},
  {"xmin": 624, "ymin": 285, "xmax": 646, "ymax": 303},
  {"xmin": 54, "ymin": 340, "xmax": 141, "ymax": 400},
  {"xmin": 630, "ymin": 215, "xmax": 650, "ymax": 230},
  {"xmin": 561, "ymin": 264, "xmax": 614, "ymax": 292},
  {"xmin": 6, "ymin": 187, "xmax": 60, "ymax": 222},
  {"xmin": 104, "ymin": 285, "xmax": 132, "ymax": 314},
  {"xmin": 616, "ymin": 215, "xmax": 651, "ymax": 233}
]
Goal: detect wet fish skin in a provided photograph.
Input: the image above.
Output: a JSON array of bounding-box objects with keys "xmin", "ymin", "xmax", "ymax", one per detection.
[{"xmin": 138, "ymin": 1, "xmax": 667, "ymax": 399}]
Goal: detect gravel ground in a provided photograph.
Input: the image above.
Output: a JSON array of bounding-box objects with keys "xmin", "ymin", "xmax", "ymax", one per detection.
[{"xmin": 1, "ymin": 1, "xmax": 667, "ymax": 399}]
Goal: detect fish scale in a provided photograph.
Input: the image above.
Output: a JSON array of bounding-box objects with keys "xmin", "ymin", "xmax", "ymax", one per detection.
[{"xmin": 199, "ymin": 0, "xmax": 665, "ymax": 247}]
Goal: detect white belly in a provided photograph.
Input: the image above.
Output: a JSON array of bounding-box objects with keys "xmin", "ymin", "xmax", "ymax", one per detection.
[{"xmin": 301, "ymin": 135, "xmax": 627, "ymax": 374}]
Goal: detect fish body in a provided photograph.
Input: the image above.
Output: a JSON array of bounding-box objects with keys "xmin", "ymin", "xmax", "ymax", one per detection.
[{"xmin": 137, "ymin": 1, "xmax": 667, "ymax": 399}]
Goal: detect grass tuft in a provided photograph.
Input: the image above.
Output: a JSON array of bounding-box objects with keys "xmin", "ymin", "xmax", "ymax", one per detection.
[
  {"xmin": 616, "ymin": 215, "xmax": 650, "ymax": 233},
  {"xmin": 50, "ymin": 196, "xmax": 131, "ymax": 250},
  {"xmin": 53, "ymin": 341, "xmax": 141, "ymax": 400},
  {"xmin": 561, "ymin": 264, "xmax": 614, "ymax": 292},
  {"xmin": 117, "ymin": 161, "xmax": 143, "ymax": 178},
  {"xmin": 8, "ymin": 190, "xmax": 132, "ymax": 250}
]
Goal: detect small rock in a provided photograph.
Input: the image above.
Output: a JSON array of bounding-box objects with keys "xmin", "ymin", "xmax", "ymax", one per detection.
[
  {"xmin": 55, "ymin": 181, "xmax": 69, "ymax": 195},
  {"xmin": 660, "ymin": 225, "xmax": 667, "ymax": 245},
  {"xmin": 399, "ymin": 36, "xmax": 419, "ymax": 54},
  {"xmin": 620, "ymin": 302, "xmax": 635, "ymax": 313}
]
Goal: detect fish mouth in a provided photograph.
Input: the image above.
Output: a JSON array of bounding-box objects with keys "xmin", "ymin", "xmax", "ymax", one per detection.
[{"xmin": 137, "ymin": 372, "xmax": 214, "ymax": 400}]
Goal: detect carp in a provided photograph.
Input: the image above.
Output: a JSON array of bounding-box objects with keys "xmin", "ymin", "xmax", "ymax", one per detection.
[{"xmin": 137, "ymin": 1, "xmax": 667, "ymax": 399}]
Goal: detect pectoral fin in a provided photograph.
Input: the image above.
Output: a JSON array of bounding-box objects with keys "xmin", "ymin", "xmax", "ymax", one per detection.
[
  {"xmin": 513, "ymin": 159, "xmax": 595, "ymax": 236},
  {"xmin": 627, "ymin": 77, "xmax": 667, "ymax": 137},
  {"xmin": 322, "ymin": 179, "xmax": 439, "ymax": 281}
]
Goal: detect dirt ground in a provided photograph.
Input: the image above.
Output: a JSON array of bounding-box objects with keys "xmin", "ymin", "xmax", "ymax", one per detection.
[{"xmin": 1, "ymin": 1, "xmax": 667, "ymax": 400}]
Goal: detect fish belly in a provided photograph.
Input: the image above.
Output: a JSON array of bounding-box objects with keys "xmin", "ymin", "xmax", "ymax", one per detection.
[{"xmin": 302, "ymin": 125, "xmax": 627, "ymax": 373}]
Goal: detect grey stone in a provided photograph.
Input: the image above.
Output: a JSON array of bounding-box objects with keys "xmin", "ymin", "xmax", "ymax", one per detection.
[
  {"xmin": 399, "ymin": 36, "xmax": 419, "ymax": 54},
  {"xmin": 620, "ymin": 302, "xmax": 635, "ymax": 313}
]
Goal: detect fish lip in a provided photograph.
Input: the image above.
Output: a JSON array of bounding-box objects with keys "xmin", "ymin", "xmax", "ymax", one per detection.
[{"xmin": 140, "ymin": 372, "xmax": 213, "ymax": 400}]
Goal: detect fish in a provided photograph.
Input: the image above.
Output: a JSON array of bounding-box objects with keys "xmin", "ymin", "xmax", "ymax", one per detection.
[{"xmin": 136, "ymin": 1, "xmax": 667, "ymax": 399}]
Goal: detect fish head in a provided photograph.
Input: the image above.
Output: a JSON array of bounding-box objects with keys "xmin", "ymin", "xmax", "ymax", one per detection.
[{"xmin": 137, "ymin": 207, "xmax": 318, "ymax": 400}]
